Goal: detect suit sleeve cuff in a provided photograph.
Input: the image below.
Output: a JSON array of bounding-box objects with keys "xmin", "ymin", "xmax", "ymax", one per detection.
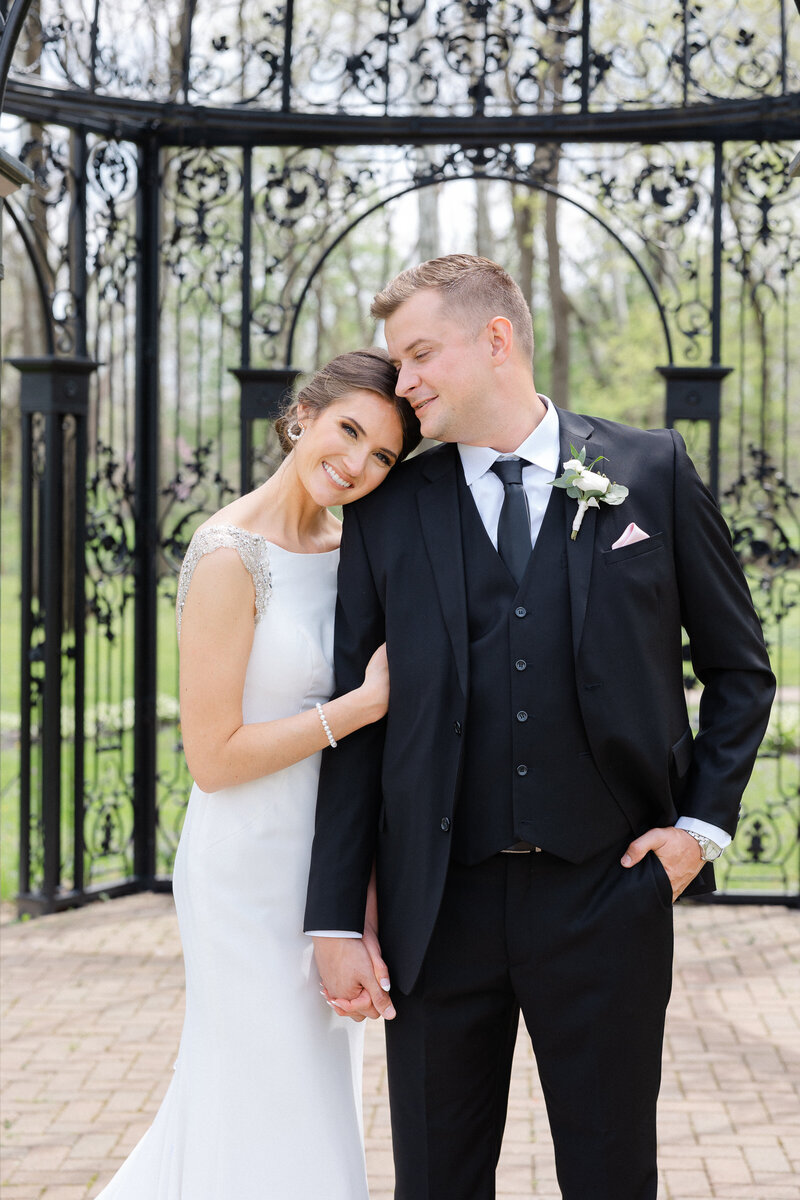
[
  {"xmin": 305, "ymin": 930, "xmax": 363, "ymax": 938},
  {"xmin": 675, "ymin": 816, "xmax": 731, "ymax": 849}
]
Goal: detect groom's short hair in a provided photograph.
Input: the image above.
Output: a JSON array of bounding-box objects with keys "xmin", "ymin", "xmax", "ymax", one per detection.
[{"xmin": 371, "ymin": 254, "xmax": 534, "ymax": 365}]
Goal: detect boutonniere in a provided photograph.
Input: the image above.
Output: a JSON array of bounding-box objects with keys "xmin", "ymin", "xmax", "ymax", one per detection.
[{"xmin": 551, "ymin": 444, "xmax": 629, "ymax": 540}]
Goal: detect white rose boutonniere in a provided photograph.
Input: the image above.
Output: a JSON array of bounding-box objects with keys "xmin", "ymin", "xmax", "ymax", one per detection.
[{"xmin": 551, "ymin": 444, "xmax": 629, "ymax": 540}]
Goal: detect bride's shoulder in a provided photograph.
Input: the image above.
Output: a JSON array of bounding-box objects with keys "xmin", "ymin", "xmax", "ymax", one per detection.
[
  {"xmin": 177, "ymin": 522, "xmax": 272, "ymax": 639},
  {"xmin": 189, "ymin": 519, "xmax": 267, "ymax": 557}
]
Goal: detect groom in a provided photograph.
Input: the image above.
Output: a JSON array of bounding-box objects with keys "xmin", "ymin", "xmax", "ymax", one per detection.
[{"xmin": 305, "ymin": 255, "xmax": 774, "ymax": 1199}]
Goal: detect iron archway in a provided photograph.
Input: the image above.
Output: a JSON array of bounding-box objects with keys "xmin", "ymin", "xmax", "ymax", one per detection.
[{"xmin": 286, "ymin": 174, "xmax": 675, "ymax": 366}]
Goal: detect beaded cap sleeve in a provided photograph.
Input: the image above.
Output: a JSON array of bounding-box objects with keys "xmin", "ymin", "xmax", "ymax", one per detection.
[{"xmin": 176, "ymin": 524, "xmax": 272, "ymax": 640}]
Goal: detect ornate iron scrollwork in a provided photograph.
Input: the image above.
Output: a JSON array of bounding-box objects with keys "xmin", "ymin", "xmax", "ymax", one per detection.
[{"xmin": 2, "ymin": 1, "xmax": 797, "ymax": 910}]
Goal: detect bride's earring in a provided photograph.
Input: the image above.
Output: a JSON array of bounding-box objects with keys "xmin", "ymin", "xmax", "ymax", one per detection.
[{"xmin": 288, "ymin": 421, "xmax": 305, "ymax": 443}]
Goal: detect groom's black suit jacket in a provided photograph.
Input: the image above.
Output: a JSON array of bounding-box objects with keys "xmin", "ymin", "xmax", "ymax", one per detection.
[{"xmin": 305, "ymin": 409, "xmax": 775, "ymax": 994}]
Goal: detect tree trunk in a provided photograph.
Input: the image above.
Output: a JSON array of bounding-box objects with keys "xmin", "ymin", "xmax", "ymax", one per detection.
[
  {"xmin": 475, "ymin": 180, "xmax": 493, "ymax": 258},
  {"xmin": 541, "ymin": 6, "xmax": 576, "ymax": 408},
  {"xmin": 545, "ymin": 183, "xmax": 570, "ymax": 407},
  {"xmin": 512, "ymin": 190, "xmax": 536, "ymax": 315},
  {"xmin": 415, "ymin": 150, "xmax": 440, "ymax": 262}
]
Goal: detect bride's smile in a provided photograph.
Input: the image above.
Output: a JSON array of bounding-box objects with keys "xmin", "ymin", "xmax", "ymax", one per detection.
[{"xmin": 291, "ymin": 389, "xmax": 404, "ymax": 509}]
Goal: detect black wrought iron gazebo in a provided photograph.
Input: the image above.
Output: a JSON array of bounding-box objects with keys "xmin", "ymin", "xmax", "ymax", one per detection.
[{"xmin": 1, "ymin": 0, "xmax": 798, "ymax": 914}]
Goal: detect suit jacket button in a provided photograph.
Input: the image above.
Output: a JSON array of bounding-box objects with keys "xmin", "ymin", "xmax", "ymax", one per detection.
[
  {"xmin": 516, "ymin": 764, "xmax": 528, "ymax": 777},
  {"xmin": 516, "ymin": 710, "xmax": 528, "ymax": 722},
  {"xmin": 453, "ymin": 721, "xmax": 462, "ymax": 735},
  {"xmin": 440, "ymin": 817, "xmax": 451, "ymax": 832},
  {"xmin": 515, "ymin": 659, "xmax": 527, "ymax": 671},
  {"xmin": 515, "ymin": 606, "xmax": 527, "ymax": 618}
]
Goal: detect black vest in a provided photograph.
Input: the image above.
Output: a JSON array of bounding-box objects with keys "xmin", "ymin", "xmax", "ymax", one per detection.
[{"xmin": 452, "ymin": 465, "xmax": 630, "ymax": 864}]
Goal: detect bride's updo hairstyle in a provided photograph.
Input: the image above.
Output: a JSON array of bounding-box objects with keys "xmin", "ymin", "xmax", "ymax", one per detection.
[{"xmin": 275, "ymin": 348, "xmax": 421, "ymax": 461}]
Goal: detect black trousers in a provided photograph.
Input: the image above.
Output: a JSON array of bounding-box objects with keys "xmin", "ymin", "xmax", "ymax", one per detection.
[{"xmin": 384, "ymin": 842, "xmax": 674, "ymax": 1200}]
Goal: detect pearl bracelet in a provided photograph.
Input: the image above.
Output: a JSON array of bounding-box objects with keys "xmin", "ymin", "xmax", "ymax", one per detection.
[{"xmin": 315, "ymin": 702, "xmax": 338, "ymax": 749}]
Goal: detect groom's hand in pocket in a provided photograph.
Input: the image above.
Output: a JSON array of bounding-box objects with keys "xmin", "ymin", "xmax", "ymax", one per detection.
[
  {"xmin": 621, "ymin": 825, "xmax": 704, "ymax": 901},
  {"xmin": 313, "ymin": 936, "xmax": 396, "ymax": 1022}
]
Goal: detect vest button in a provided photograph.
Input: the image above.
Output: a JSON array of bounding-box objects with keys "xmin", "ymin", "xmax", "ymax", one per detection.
[
  {"xmin": 515, "ymin": 659, "xmax": 527, "ymax": 671},
  {"xmin": 515, "ymin": 606, "xmax": 527, "ymax": 618},
  {"xmin": 440, "ymin": 816, "xmax": 451, "ymax": 832},
  {"xmin": 516, "ymin": 710, "xmax": 528, "ymax": 722},
  {"xmin": 453, "ymin": 721, "xmax": 462, "ymax": 735},
  {"xmin": 516, "ymin": 764, "xmax": 529, "ymax": 777}
]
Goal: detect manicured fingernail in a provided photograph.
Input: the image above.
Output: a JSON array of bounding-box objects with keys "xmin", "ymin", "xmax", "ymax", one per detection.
[
  {"xmin": 385, "ymin": 1005, "xmax": 396, "ymax": 1019},
  {"xmin": 380, "ymin": 978, "xmax": 391, "ymax": 991},
  {"xmin": 325, "ymin": 1000, "xmax": 337, "ymax": 1009},
  {"xmin": 622, "ymin": 854, "xmax": 631, "ymax": 866}
]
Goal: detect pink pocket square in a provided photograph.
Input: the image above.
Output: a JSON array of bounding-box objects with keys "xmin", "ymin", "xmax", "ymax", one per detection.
[{"xmin": 611, "ymin": 522, "xmax": 650, "ymax": 550}]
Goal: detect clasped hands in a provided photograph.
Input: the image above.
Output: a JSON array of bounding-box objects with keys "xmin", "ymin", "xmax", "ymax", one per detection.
[
  {"xmin": 313, "ymin": 925, "xmax": 397, "ymax": 1023},
  {"xmin": 621, "ymin": 825, "xmax": 705, "ymax": 901}
]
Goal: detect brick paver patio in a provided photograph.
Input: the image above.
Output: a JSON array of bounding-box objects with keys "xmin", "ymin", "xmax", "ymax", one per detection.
[{"xmin": 1, "ymin": 895, "xmax": 798, "ymax": 1199}]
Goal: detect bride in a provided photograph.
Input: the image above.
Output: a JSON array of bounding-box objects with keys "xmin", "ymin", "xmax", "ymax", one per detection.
[{"xmin": 96, "ymin": 348, "xmax": 420, "ymax": 1198}]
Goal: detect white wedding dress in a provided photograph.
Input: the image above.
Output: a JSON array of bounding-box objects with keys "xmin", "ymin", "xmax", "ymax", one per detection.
[{"xmin": 97, "ymin": 524, "xmax": 369, "ymax": 1200}]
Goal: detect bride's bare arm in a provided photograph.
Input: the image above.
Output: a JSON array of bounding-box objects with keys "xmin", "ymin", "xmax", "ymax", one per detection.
[{"xmin": 179, "ymin": 550, "xmax": 387, "ymax": 793}]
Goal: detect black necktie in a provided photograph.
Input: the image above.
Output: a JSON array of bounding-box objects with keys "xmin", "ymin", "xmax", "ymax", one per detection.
[{"xmin": 490, "ymin": 458, "xmax": 531, "ymax": 584}]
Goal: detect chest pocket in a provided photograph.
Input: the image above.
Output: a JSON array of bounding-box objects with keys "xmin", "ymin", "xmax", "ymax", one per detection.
[{"xmin": 602, "ymin": 532, "xmax": 664, "ymax": 567}]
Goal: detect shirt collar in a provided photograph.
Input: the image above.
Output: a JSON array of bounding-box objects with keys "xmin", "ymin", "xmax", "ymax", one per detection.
[{"xmin": 457, "ymin": 395, "xmax": 561, "ymax": 487}]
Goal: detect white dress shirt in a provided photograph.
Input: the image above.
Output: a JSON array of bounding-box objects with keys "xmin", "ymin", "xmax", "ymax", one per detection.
[
  {"xmin": 307, "ymin": 400, "xmax": 727, "ymax": 938},
  {"xmin": 457, "ymin": 393, "xmax": 561, "ymax": 551}
]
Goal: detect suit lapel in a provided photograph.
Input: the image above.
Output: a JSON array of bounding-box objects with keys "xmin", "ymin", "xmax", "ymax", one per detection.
[
  {"xmin": 556, "ymin": 408, "xmax": 601, "ymax": 659},
  {"xmin": 417, "ymin": 445, "xmax": 469, "ymax": 696}
]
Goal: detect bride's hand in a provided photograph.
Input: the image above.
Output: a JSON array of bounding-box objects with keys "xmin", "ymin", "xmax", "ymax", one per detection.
[
  {"xmin": 363, "ymin": 862, "xmax": 389, "ymax": 994},
  {"xmin": 358, "ymin": 643, "xmax": 390, "ymax": 722},
  {"xmin": 320, "ymin": 985, "xmax": 367, "ymax": 1021},
  {"xmin": 322, "ymin": 868, "xmax": 391, "ymax": 1020},
  {"xmin": 363, "ymin": 922, "xmax": 390, "ymax": 996},
  {"xmin": 322, "ymin": 929, "xmax": 390, "ymax": 1021}
]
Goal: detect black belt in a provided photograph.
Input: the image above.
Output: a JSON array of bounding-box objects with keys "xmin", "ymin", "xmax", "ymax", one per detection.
[{"xmin": 500, "ymin": 841, "xmax": 542, "ymax": 854}]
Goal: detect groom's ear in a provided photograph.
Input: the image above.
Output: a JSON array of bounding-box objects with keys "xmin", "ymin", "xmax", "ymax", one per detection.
[{"xmin": 486, "ymin": 316, "xmax": 513, "ymax": 365}]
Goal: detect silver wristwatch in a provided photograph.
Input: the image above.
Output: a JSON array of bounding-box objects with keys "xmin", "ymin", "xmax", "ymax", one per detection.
[{"xmin": 684, "ymin": 830, "xmax": 723, "ymax": 861}]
